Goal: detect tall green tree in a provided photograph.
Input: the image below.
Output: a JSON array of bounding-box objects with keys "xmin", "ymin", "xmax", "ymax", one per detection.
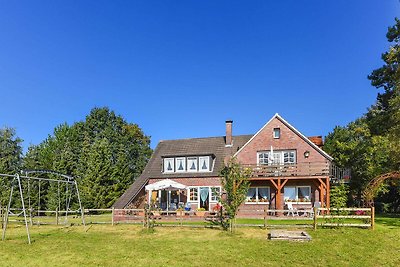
[
  {"xmin": 0, "ymin": 127, "xmax": 23, "ymax": 174},
  {"xmin": 0, "ymin": 127, "xmax": 23, "ymax": 207},
  {"xmin": 326, "ymin": 18, "xmax": 400, "ymax": 209},
  {"xmin": 24, "ymin": 107, "xmax": 152, "ymax": 209},
  {"xmin": 325, "ymin": 119, "xmax": 391, "ymax": 205},
  {"xmin": 367, "ymin": 18, "xmax": 400, "ymax": 137}
]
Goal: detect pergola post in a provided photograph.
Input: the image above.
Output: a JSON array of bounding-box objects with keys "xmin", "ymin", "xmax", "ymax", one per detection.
[
  {"xmin": 325, "ymin": 177, "xmax": 330, "ymax": 209},
  {"xmin": 270, "ymin": 178, "xmax": 288, "ymax": 216}
]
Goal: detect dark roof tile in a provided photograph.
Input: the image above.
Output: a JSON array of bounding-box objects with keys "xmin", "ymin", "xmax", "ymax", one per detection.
[{"xmin": 113, "ymin": 135, "xmax": 252, "ymax": 208}]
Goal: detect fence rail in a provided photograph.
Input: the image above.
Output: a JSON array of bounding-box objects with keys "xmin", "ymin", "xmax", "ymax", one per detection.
[{"xmin": 1, "ymin": 207, "xmax": 375, "ymax": 229}]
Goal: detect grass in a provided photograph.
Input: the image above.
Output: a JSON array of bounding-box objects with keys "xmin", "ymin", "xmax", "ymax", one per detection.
[{"xmin": 0, "ymin": 217, "xmax": 399, "ymax": 266}]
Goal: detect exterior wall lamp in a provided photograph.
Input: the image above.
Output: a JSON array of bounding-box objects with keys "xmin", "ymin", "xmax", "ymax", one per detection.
[{"xmin": 304, "ymin": 151, "xmax": 310, "ymax": 159}]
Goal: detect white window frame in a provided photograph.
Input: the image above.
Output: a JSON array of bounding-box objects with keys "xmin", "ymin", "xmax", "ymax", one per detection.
[
  {"xmin": 163, "ymin": 158, "xmax": 175, "ymax": 173},
  {"xmin": 187, "ymin": 157, "xmax": 198, "ymax": 172},
  {"xmin": 297, "ymin": 186, "xmax": 311, "ymax": 202},
  {"xmin": 273, "ymin": 128, "xmax": 280, "ymax": 139},
  {"xmin": 188, "ymin": 187, "xmax": 198, "ymax": 202},
  {"xmin": 199, "ymin": 156, "xmax": 211, "ymax": 172},
  {"xmin": 258, "ymin": 152, "xmax": 269, "ymax": 165},
  {"xmin": 245, "ymin": 186, "xmax": 270, "ymax": 204},
  {"xmin": 163, "ymin": 156, "xmax": 213, "ymax": 173},
  {"xmin": 257, "ymin": 150, "xmax": 296, "ymax": 165},
  {"xmin": 284, "ymin": 185, "xmax": 311, "ymax": 203},
  {"xmin": 210, "ymin": 187, "xmax": 221, "ymax": 202},
  {"xmin": 175, "ymin": 157, "xmax": 186, "ymax": 173}
]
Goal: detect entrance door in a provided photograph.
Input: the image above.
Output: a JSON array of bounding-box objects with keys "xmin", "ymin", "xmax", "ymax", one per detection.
[{"xmin": 199, "ymin": 187, "xmax": 209, "ymax": 210}]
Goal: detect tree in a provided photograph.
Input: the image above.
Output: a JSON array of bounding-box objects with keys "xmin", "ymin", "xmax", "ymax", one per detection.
[
  {"xmin": 324, "ymin": 119, "xmax": 391, "ymax": 206},
  {"xmin": 0, "ymin": 127, "xmax": 23, "ymax": 208},
  {"xmin": 367, "ymin": 18, "xmax": 400, "ymax": 136},
  {"xmin": 0, "ymin": 127, "xmax": 23, "ymax": 174},
  {"xmin": 219, "ymin": 159, "xmax": 251, "ymax": 231},
  {"xmin": 24, "ymin": 107, "xmax": 152, "ymax": 209}
]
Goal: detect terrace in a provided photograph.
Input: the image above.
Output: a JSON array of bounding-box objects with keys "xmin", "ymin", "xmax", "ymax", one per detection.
[{"xmin": 242, "ymin": 162, "xmax": 350, "ymax": 183}]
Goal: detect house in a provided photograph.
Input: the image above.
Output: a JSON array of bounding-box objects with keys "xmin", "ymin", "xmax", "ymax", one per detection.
[{"xmin": 113, "ymin": 114, "xmax": 348, "ymax": 214}]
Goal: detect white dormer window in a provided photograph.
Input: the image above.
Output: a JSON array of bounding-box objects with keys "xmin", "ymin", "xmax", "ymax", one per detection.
[
  {"xmin": 187, "ymin": 157, "xmax": 198, "ymax": 172},
  {"xmin": 175, "ymin": 157, "xmax": 186, "ymax": 172},
  {"xmin": 199, "ymin": 156, "xmax": 210, "ymax": 171},
  {"xmin": 273, "ymin": 128, "xmax": 280, "ymax": 139},
  {"xmin": 163, "ymin": 158, "xmax": 175, "ymax": 173},
  {"xmin": 163, "ymin": 156, "xmax": 212, "ymax": 173}
]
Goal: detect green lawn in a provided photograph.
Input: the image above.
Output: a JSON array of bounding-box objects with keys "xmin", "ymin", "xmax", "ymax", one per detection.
[{"xmin": 0, "ymin": 217, "xmax": 399, "ymax": 266}]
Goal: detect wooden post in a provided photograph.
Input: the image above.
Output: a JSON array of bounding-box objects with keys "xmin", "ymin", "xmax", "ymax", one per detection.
[
  {"xmin": 264, "ymin": 207, "xmax": 267, "ymax": 228},
  {"xmin": 276, "ymin": 179, "xmax": 281, "ymax": 216},
  {"xmin": 371, "ymin": 207, "xmax": 375, "ymax": 230},
  {"xmin": 56, "ymin": 208, "xmax": 59, "ymax": 226},
  {"xmin": 313, "ymin": 207, "xmax": 317, "ymax": 230},
  {"xmin": 326, "ymin": 177, "xmax": 330, "ymax": 209},
  {"xmin": 112, "ymin": 207, "xmax": 115, "ymax": 226}
]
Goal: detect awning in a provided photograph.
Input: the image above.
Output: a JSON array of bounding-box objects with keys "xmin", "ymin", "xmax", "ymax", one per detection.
[{"xmin": 145, "ymin": 179, "xmax": 187, "ymax": 191}]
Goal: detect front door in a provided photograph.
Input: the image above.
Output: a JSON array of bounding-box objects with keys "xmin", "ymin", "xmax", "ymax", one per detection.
[{"xmin": 199, "ymin": 187, "xmax": 209, "ymax": 210}]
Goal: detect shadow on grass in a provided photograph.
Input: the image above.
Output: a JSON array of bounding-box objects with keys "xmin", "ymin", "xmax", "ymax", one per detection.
[{"xmin": 375, "ymin": 215, "xmax": 400, "ymax": 228}]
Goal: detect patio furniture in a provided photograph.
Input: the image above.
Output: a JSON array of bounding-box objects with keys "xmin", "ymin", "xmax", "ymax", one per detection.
[{"xmin": 286, "ymin": 202, "xmax": 298, "ymax": 217}]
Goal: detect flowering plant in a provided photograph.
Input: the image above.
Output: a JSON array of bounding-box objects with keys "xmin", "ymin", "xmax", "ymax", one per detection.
[{"xmin": 213, "ymin": 203, "xmax": 222, "ymax": 211}]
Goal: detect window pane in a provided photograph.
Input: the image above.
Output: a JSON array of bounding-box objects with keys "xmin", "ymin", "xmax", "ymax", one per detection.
[
  {"xmin": 189, "ymin": 188, "xmax": 198, "ymax": 201},
  {"xmin": 273, "ymin": 128, "xmax": 280, "ymax": 138},
  {"xmin": 258, "ymin": 153, "xmax": 268, "ymax": 164},
  {"xmin": 187, "ymin": 157, "xmax": 198, "ymax": 172},
  {"xmin": 298, "ymin": 187, "xmax": 310, "ymax": 201},
  {"xmin": 258, "ymin": 188, "xmax": 270, "ymax": 201},
  {"xmin": 284, "ymin": 187, "xmax": 296, "ymax": 201},
  {"xmin": 199, "ymin": 156, "xmax": 210, "ymax": 171},
  {"xmin": 164, "ymin": 158, "xmax": 174, "ymax": 172},
  {"xmin": 175, "ymin": 157, "xmax": 186, "ymax": 172},
  {"xmin": 247, "ymin": 188, "xmax": 257, "ymax": 201},
  {"xmin": 211, "ymin": 187, "xmax": 220, "ymax": 201}
]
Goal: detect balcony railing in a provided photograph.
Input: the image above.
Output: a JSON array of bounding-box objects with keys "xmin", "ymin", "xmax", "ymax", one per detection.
[{"xmin": 242, "ymin": 162, "xmax": 350, "ymax": 182}]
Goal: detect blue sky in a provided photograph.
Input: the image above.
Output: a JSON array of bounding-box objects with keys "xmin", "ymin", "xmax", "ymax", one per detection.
[{"xmin": 0, "ymin": 1, "xmax": 399, "ymax": 151}]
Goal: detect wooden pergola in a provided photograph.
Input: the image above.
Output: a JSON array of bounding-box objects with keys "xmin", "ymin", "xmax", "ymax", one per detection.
[{"xmin": 249, "ymin": 176, "xmax": 331, "ymax": 210}]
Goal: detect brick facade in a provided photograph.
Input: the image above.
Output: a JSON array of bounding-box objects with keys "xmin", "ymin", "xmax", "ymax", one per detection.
[{"xmin": 235, "ymin": 116, "xmax": 327, "ymax": 164}]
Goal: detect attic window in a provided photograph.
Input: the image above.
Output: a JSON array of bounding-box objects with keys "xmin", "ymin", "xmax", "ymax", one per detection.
[
  {"xmin": 163, "ymin": 158, "xmax": 175, "ymax": 173},
  {"xmin": 175, "ymin": 157, "xmax": 186, "ymax": 172},
  {"xmin": 163, "ymin": 156, "xmax": 212, "ymax": 173},
  {"xmin": 273, "ymin": 128, "xmax": 280, "ymax": 139}
]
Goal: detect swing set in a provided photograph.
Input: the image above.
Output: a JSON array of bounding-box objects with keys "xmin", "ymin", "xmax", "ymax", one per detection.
[{"xmin": 0, "ymin": 170, "xmax": 85, "ymax": 244}]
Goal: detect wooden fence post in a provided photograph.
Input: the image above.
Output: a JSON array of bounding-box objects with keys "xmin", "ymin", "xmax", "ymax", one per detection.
[
  {"xmin": 264, "ymin": 207, "xmax": 267, "ymax": 228},
  {"xmin": 112, "ymin": 207, "xmax": 115, "ymax": 226},
  {"xmin": 313, "ymin": 207, "xmax": 317, "ymax": 230},
  {"xmin": 371, "ymin": 207, "xmax": 375, "ymax": 230}
]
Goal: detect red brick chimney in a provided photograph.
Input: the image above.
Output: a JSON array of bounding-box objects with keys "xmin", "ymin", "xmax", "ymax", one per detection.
[
  {"xmin": 308, "ymin": 136, "xmax": 324, "ymax": 149},
  {"xmin": 225, "ymin": 120, "xmax": 233, "ymax": 147}
]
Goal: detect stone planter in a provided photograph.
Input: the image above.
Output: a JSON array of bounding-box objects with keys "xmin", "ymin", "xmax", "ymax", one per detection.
[{"xmin": 196, "ymin": 211, "xmax": 206, "ymax": 217}]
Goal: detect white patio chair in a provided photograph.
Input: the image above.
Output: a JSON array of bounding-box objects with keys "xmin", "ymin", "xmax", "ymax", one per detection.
[
  {"xmin": 286, "ymin": 202, "xmax": 298, "ymax": 217},
  {"xmin": 309, "ymin": 202, "xmax": 321, "ymax": 217}
]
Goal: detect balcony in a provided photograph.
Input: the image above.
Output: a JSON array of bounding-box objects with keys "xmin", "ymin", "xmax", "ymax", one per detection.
[{"xmin": 242, "ymin": 162, "xmax": 350, "ymax": 183}]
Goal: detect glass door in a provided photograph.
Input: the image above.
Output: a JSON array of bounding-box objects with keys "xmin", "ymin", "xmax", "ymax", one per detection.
[{"xmin": 199, "ymin": 187, "xmax": 210, "ymax": 210}]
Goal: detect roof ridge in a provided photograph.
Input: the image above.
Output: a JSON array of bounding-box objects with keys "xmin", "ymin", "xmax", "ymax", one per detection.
[{"xmin": 160, "ymin": 134, "xmax": 253, "ymax": 142}]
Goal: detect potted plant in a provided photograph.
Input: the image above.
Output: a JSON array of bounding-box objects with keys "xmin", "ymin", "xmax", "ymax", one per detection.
[{"xmin": 196, "ymin": 208, "xmax": 206, "ymax": 217}]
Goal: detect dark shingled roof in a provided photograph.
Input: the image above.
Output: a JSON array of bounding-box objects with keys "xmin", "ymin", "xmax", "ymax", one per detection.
[{"xmin": 113, "ymin": 135, "xmax": 252, "ymax": 208}]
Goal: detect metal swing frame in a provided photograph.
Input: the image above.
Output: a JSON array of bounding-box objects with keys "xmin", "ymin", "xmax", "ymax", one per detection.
[{"xmin": 0, "ymin": 170, "xmax": 85, "ymax": 244}]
